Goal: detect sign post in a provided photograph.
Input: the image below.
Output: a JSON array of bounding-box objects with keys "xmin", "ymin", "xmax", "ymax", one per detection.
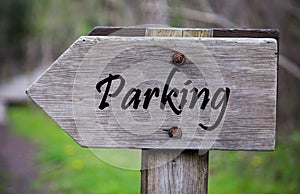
[{"xmin": 27, "ymin": 26, "xmax": 278, "ymax": 194}]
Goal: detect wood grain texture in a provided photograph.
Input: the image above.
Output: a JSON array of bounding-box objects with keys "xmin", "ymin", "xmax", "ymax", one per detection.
[
  {"xmin": 88, "ymin": 26, "xmax": 279, "ymax": 40},
  {"xmin": 182, "ymin": 29, "xmax": 213, "ymax": 37},
  {"xmin": 146, "ymin": 28, "xmax": 182, "ymax": 37},
  {"xmin": 140, "ymin": 28, "xmax": 210, "ymax": 194},
  {"xmin": 27, "ymin": 36, "xmax": 277, "ymax": 150},
  {"xmin": 145, "ymin": 28, "xmax": 214, "ymax": 37},
  {"xmin": 88, "ymin": 26, "xmax": 146, "ymax": 36},
  {"xmin": 141, "ymin": 150, "xmax": 208, "ymax": 194},
  {"xmin": 213, "ymin": 28, "xmax": 279, "ymax": 41}
]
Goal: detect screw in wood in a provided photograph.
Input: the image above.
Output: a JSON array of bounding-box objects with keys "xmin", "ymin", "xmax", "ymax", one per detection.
[
  {"xmin": 172, "ymin": 53, "xmax": 186, "ymax": 65},
  {"xmin": 163, "ymin": 127, "xmax": 182, "ymax": 139}
]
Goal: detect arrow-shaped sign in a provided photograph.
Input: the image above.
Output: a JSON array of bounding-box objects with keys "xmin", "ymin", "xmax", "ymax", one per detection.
[{"xmin": 27, "ymin": 36, "xmax": 277, "ymax": 150}]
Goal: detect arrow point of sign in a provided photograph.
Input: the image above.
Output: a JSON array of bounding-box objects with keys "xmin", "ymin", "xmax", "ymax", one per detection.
[{"xmin": 25, "ymin": 37, "xmax": 95, "ymax": 146}]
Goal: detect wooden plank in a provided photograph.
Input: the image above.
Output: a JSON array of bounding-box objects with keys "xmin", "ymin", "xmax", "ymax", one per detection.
[
  {"xmin": 88, "ymin": 26, "xmax": 146, "ymax": 36},
  {"xmin": 88, "ymin": 26, "xmax": 279, "ymax": 40},
  {"xmin": 141, "ymin": 150, "xmax": 208, "ymax": 194},
  {"xmin": 146, "ymin": 28, "xmax": 182, "ymax": 37},
  {"xmin": 213, "ymin": 28, "xmax": 279, "ymax": 41},
  {"xmin": 26, "ymin": 36, "xmax": 277, "ymax": 150},
  {"xmin": 182, "ymin": 29, "xmax": 213, "ymax": 37},
  {"xmin": 145, "ymin": 28, "xmax": 214, "ymax": 37}
]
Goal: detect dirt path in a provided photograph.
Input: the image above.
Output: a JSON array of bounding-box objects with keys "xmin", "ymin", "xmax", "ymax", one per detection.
[
  {"xmin": 0, "ymin": 66, "xmax": 48, "ymax": 193},
  {"xmin": 0, "ymin": 121, "xmax": 38, "ymax": 194}
]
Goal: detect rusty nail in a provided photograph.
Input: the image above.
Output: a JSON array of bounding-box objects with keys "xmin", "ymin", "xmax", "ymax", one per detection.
[
  {"xmin": 172, "ymin": 53, "xmax": 185, "ymax": 65},
  {"xmin": 163, "ymin": 127, "xmax": 182, "ymax": 139}
]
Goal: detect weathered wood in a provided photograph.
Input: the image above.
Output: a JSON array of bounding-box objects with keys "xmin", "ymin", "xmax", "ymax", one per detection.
[
  {"xmin": 27, "ymin": 36, "xmax": 278, "ymax": 150},
  {"xmin": 146, "ymin": 28, "xmax": 182, "ymax": 37},
  {"xmin": 182, "ymin": 29, "xmax": 213, "ymax": 37},
  {"xmin": 140, "ymin": 28, "xmax": 210, "ymax": 194},
  {"xmin": 145, "ymin": 28, "xmax": 214, "ymax": 37},
  {"xmin": 141, "ymin": 150, "xmax": 208, "ymax": 194},
  {"xmin": 213, "ymin": 28, "xmax": 280, "ymax": 41},
  {"xmin": 88, "ymin": 26, "xmax": 146, "ymax": 36},
  {"xmin": 88, "ymin": 27, "xmax": 279, "ymax": 40}
]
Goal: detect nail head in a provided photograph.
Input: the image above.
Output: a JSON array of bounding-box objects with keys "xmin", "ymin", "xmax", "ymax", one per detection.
[
  {"xmin": 172, "ymin": 53, "xmax": 185, "ymax": 65},
  {"xmin": 168, "ymin": 127, "xmax": 182, "ymax": 139}
]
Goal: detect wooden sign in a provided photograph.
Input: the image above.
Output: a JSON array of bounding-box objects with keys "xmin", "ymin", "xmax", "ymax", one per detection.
[{"xmin": 27, "ymin": 29, "xmax": 278, "ymax": 151}]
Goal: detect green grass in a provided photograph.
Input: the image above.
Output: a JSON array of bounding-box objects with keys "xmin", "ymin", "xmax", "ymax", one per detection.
[
  {"xmin": 8, "ymin": 105, "xmax": 140, "ymax": 194},
  {"xmin": 209, "ymin": 134, "xmax": 300, "ymax": 194},
  {"xmin": 7, "ymin": 105, "xmax": 300, "ymax": 194}
]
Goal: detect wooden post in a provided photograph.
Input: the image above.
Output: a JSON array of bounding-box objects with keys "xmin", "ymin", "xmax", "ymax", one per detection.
[
  {"xmin": 141, "ymin": 150, "xmax": 208, "ymax": 194},
  {"xmin": 139, "ymin": 28, "xmax": 212, "ymax": 194}
]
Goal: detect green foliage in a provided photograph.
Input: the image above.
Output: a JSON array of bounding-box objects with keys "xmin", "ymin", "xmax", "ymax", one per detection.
[
  {"xmin": 209, "ymin": 134, "xmax": 300, "ymax": 194},
  {"xmin": 8, "ymin": 105, "xmax": 140, "ymax": 194}
]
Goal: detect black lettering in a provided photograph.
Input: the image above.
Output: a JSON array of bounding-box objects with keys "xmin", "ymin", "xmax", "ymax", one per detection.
[
  {"xmin": 167, "ymin": 88, "xmax": 181, "ymax": 115},
  {"xmin": 199, "ymin": 87, "xmax": 230, "ymax": 131},
  {"xmin": 96, "ymin": 74, "xmax": 125, "ymax": 110},
  {"xmin": 160, "ymin": 67, "xmax": 182, "ymax": 115},
  {"xmin": 143, "ymin": 88, "xmax": 160, "ymax": 109},
  {"xmin": 189, "ymin": 87, "xmax": 210, "ymax": 110},
  {"xmin": 178, "ymin": 80, "xmax": 192, "ymax": 109},
  {"xmin": 121, "ymin": 88, "xmax": 142, "ymax": 109}
]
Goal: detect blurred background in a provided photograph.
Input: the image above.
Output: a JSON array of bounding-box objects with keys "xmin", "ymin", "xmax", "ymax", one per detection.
[{"xmin": 0, "ymin": 0, "xmax": 300, "ymax": 193}]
